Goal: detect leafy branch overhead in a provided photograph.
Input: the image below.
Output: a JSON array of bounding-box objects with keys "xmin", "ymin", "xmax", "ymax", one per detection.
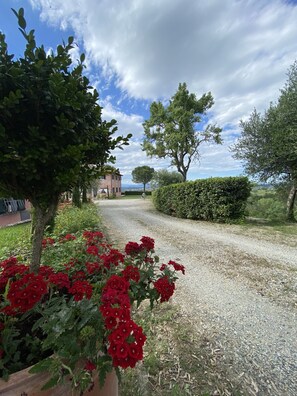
[
  {"xmin": 0, "ymin": 8, "xmax": 131, "ymax": 270},
  {"xmin": 142, "ymin": 83, "xmax": 222, "ymax": 181}
]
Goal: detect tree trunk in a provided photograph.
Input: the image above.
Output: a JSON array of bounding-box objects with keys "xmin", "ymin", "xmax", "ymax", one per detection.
[
  {"xmin": 30, "ymin": 202, "xmax": 58, "ymax": 273},
  {"xmin": 143, "ymin": 183, "xmax": 146, "ymax": 193},
  {"xmin": 286, "ymin": 184, "xmax": 297, "ymax": 222},
  {"xmin": 82, "ymin": 187, "xmax": 88, "ymax": 203}
]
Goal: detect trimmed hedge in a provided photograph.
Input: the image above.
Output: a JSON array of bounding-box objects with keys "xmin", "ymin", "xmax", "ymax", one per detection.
[{"xmin": 152, "ymin": 177, "xmax": 251, "ymax": 222}]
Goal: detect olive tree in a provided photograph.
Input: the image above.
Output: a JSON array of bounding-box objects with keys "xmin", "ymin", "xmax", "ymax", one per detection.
[{"xmin": 233, "ymin": 61, "xmax": 297, "ymax": 221}]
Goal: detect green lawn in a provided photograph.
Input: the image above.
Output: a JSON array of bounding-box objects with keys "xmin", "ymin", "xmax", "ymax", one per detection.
[{"xmin": 0, "ymin": 222, "xmax": 32, "ymax": 261}]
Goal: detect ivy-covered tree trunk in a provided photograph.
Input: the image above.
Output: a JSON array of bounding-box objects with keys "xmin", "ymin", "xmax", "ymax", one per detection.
[
  {"xmin": 286, "ymin": 182, "xmax": 297, "ymax": 222},
  {"xmin": 30, "ymin": 201, "xmax": 58, "ymax": 273}
]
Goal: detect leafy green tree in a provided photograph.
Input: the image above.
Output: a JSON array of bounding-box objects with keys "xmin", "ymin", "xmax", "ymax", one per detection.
[
  {"xmin": 151, "ymin": 169, "xmax": 183, "ymax": 189},
  {"xmin": 232, "ymin": 61, "xmax": 297, "ymax": 221},
  {"xmin": 143, "ymin": 83, "xmax": 222, "ymax": 181},
  {"xmin": 0, "ymin": 8, "xmax": 130, "ymax": 271},
  {"xmin": 132, "ymin": 166, "xmax": 155, "ymax": 192}
]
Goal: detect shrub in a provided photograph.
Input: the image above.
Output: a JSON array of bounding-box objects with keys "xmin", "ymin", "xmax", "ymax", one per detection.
[
  {"xmin": 152, "ymin": 177, "xmax": 251, "ymax": 222},
  {"xmin": 52, "ymin": 203, "xmax": 100, "ymax": 236}
]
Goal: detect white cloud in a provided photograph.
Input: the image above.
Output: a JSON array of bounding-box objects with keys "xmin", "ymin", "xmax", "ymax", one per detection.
[{"xmin": 28, "ymin": 0, "xmax": 297, "ymax": 180}]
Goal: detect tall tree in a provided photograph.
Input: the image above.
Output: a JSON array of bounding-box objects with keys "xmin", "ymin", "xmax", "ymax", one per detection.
[
  {"xmin": 132, "ymin": 166, "xmax": 155, "ymax": 192},
  {"xmin": 150, "ymin": 169, "xmax": 183, "ymax": 189},
  {"xmin": 143, "ymin": 83, "xmax": 222, "ymax": 181},
  {"xmin": 0, "ymin": 9, "xmax": 130, "ymax": 271},
  {"xmin": 232, "ymin": 61, "xmax": 297, "ymax": 221}
]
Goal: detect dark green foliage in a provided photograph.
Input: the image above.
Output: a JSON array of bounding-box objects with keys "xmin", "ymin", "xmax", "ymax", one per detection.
[
  {"xmin": 0, "ymin": 9, "xmax": 130, "ymax": 270},
  {"xmin": 152, "ymin": 177, "xmax": 251, "ymax": 222}
]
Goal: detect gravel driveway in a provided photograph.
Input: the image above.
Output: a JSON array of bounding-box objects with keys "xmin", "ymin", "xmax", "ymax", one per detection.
[{"xmin": 97, "ymin": 198, "xmax": 297, "ymax": 396}]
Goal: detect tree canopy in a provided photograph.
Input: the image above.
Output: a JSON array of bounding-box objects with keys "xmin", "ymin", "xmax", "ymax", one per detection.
[
  {"xmin": 0, "ymin": 8, "xmax": 130, "ymax": 270},
  {"xmin": 142, "ymin": 83, "xmax": 222, "ymax": 181},
  {"xmin": 151, "ymin": 169, "xmax": 183, "ymax": 189},
  {"xmin": 232, "ymin": 61, "xmax": 297, "ymax": 221},
  {"xmin": 131, "ymin": 166, "xmax": 155, "ymax": 192}
]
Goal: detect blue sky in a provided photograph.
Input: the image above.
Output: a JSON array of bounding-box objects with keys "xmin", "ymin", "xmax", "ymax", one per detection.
[{"xmin": 1, "ymin": 0, "xmax": 297, "ymax": 185}]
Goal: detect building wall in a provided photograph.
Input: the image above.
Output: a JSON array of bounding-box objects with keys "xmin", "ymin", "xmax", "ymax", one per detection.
[
  {"xmin": 0, "ymin": 199, "xmax": 31, "ymax": 227},
  {"xmin": 98, "ymin": 172, "xmax": 122, "ymax": 197}
]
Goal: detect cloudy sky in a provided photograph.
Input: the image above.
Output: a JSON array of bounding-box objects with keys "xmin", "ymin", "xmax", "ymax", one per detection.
[{"xmin": 1, "ymin": 0, "xmax": 297, "ymax": 185}]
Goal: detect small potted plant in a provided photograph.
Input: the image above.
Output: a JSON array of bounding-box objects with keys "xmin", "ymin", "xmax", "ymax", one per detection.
[{"xmin": 0, "ymin": 230, "xmax": 185, "ymax": 395}]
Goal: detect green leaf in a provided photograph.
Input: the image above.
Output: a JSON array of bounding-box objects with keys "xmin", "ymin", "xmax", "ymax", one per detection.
[
  {"xmin": 80, "ymin": 53, "xmax": 85, "ymax": 63},
  {"xmin": 29, "ymin": 357, "xmax": 54, "ymax": 374},
  {"xmin": 18, "ymin": 8, "xmax": 24, "ymax": 17},
  {"xmin": 18, "ymin": 16, "xmax": 26, "ymax": 30}
]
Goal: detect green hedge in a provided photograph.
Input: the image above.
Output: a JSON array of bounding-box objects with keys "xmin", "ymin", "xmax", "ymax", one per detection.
[{"xmin": 152, "ymin": 177, "xmax": 251, "ymax": 222}]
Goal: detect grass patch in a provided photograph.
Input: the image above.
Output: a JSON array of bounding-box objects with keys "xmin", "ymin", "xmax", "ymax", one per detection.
[
  {"xmin": 52, "ymin": 202, "xmax": 102, "ymax": 236},
  {"xmin": 0, "ymin": 222, "xmax": 31, "ymax": 261},
  {"xmin": 120, "ymin": 303, "xmax": 245, "ymax": 396},
  {"xmin": 242, "ymin": 218, "xmax": 297, "ymax": 237}
]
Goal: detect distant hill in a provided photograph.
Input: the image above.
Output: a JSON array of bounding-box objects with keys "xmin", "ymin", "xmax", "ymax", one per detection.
[{"xmin": 122, "ymin": 184, "xmax": 151, "ymax": 191}]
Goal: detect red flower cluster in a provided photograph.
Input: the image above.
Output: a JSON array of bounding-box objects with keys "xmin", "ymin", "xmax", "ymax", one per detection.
[
  {"xmin": 68, "ymin": 280, "xmax": 92, "ymax": 301},
  {"xmin": 124, "ymin": 242, "xmax": 143, "ymax": 256},
  {"xmin": 59, "ymin": 234, "xmax": 76, "ymax": 243},
  {"xmin": 7, "ymin": 273, "xmax": 48, "ymax": 313},
  {"xmin": 153, "ymin": 276, "xmax": 175, "ymax": 302},
  {"xmin": 168, "ymin": 260, "xmax": 185, "ymax": 275},
  {"xmin": 140, "ymin": 236, "xmax": 155, "ymax": 251},
  {"xmin": 100, "ymin": 249, "xmax": 125, "ymax": 269},
  {"xmin": 121, "ymin": 265, "xmax": 140, "ymax": 282},
  {"xmin": 100, "ymin": 275, "xmax": 146, "ymax": 368},
  {"xmin": 86, "ymin": 245, "xmax": 99, "ymax": 256},
  {"xmin": 83, "ymin": 231, "xmax": 104, "ymax": 245},
  {"xmin": 42, "ymin": 237, "xmax": 55, "ymax": 249},
  {"xmin": 48, "ymin": 273, "xmax": 70, "ymax": 289}
]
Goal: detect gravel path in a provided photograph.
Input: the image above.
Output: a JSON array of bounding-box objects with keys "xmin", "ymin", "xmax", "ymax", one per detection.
[{"xmin": 97, "ymin": 198, "xmax": 297, "ymax": 396}]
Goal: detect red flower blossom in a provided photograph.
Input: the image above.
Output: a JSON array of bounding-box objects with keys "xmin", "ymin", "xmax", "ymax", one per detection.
[
  {"xmin": 103, "ymin": 275, "xmax": 130, "ymax": 293},
  {"xmin": 69, "ymin": 280, "xmax": 92, "ymax": 301},
  {"xmin": 100, "ymin": 249, "xmax": 125, "ymax": 269},
  {"xmin": 42, "ymin": 237, "xmax": 55, "ymax": 248},
  {"xmin": 86, "ymin": 262, "xmax": 101, "ymax": 274},
  {"xmin": 122, "ymin": 265, "xmax": 140, "ymax": 282},
  {"xmin": 7, "ymin": 274, "xmax": 48, "ymax": 313},
  {"xmin": 124, "ymin": 242, "xmax": 143, "ymax": 256},
  {"xmin": 86, "ymin": 245, "xmax": 99, "ymax": 256},
  {"xmin": 153, "ymin": 276, "xmax": 175, "ymax": 303},
  {"xmin": 60, "ymin": 234, "xmax": 77, "ymax": 243},
  {"xmin": 48, "ymin": 273, "xmax": 70, "ymax": 289},
  {"xmin": 84, "ymin": 360, "xmax": 96, "ymax": 371},
  {"xmin": 168, "ymin": 260, "xmax": 185, "ymax": 275},
  {"xmin": 140, "ymin": 236, "xmax": 155, "ymax": 251}
]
